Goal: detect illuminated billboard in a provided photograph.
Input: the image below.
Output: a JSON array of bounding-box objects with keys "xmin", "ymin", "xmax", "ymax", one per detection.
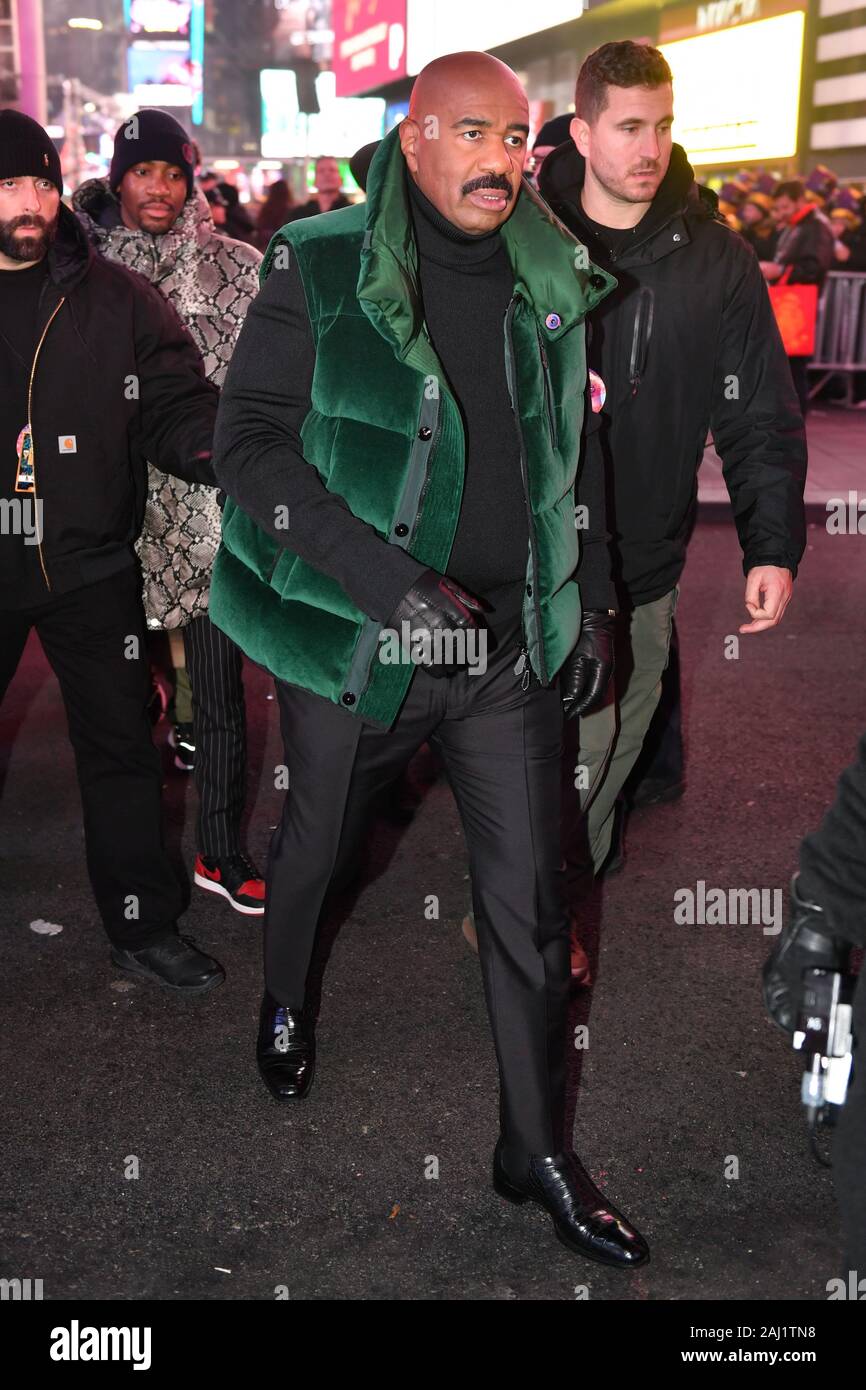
[
  {"xmin": 128, "ymin": 43, "xmax": 198, "ymax": 106},
  {"xmin": 127, "ymin": 0, "xmax": 192, "ymax": 35},
  {"xmin": 334, "ymin": 0, "xmax": 407, "ymax": 97},
  {"xmin": 405, "ymin": 0, "xmax": 586, "ymax": 74},
  {"xmin": 261, "ymin": 68, "xmax": 385, "ymax": 158},
  {"xmin": 660, "ymin": 10, "xmax": 805, "ymax": 165},
  {"xmin": 125, "ymin": 0, "xmax": 204, "ymax": 123}
]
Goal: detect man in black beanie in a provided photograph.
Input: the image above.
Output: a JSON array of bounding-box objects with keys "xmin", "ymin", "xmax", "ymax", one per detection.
[
  {"xmin": 109, "ymin": 107, "xmax": 196, "ymax": 214},
  {"xmin": 74, "ymin": 110, "xmax": 266, "ymax": 916},
  {"xmin": 0, "ymin": 109, "xmax": 225, "ymax": 994},
  {"xmin": 529, "ymin": 114, "xmax": 573, "ymax": 186}
]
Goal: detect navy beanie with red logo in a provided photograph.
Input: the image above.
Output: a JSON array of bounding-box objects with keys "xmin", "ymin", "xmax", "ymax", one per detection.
[
  {"xmin": 109, "ymin": 109, "xmax": 196, "ymax": 198},
  {"xmin": 0, "ymin": 108, "xmax": 63, "ymax": 193}
]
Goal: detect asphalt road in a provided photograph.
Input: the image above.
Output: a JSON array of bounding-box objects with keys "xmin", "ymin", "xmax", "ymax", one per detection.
[{"xmin": 1, "ymin": 515, "xmax": 862, "ymax": 1301}]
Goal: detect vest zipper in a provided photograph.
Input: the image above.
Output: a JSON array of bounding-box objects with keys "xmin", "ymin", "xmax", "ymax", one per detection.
[
  {"xmin": 26, "ymin": 297, "xmax": 67, "ymax": 592},
  {"xmin": 504, "ymin": 295, "xmax": 548, "ymax": 685},
  {"xmin": 513, "ymin": 643, "xmax": 531, "ymax": 691},
  {"xmin": 410, "ymin": 404, "xmax": 442, "ymax": 541},
  {"xmin": 536, "ymin": 327, "xmax": 558, "ymax": 449},
  {"xmin": 347, "ymin": 395, "xmax": 443, "ymax": 707}
]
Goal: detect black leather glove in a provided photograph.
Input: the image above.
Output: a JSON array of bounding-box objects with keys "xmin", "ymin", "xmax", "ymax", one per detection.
[
  {"xmin": 559, "ymin": 609, "xmax": 616, "ymax": 719},
  {"xmin": 762, "ymin": 875, "xmax": 849, "ymax": 1035},
  {"xmin": 386, "ymin": 568, "xmax": 486, "ymax": 678}
]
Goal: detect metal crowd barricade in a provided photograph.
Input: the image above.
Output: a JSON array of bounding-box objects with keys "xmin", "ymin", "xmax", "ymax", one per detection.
[{"xmin": 808, "ymin": 271, "xmax": 866, "ymax": 407}]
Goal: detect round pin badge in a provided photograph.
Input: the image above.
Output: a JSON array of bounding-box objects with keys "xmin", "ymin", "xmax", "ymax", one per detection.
[
  {"xmin": 545, "ymin": 312, "xmax": 562, "ymax": 330},
  {"xmin": 589, "ymin": 369, "xmax": 606, "ymax": 413}
]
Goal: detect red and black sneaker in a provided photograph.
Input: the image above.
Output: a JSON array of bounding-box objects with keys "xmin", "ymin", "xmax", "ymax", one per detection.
[{"xmin": 194, "ymin": 853, "xmax": 265, "ymax": 915}]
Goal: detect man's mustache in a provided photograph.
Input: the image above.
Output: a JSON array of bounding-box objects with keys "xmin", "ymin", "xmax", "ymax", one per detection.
[
  {"xmin": 10, "ymin": 214, "xmax": 49, "ymax": 231},
  {"xmin": 462, "ymin": 175, "xmax": 514, "ymax": 199}
]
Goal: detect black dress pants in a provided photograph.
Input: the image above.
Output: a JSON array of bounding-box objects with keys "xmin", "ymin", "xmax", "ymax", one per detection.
[
  {"xmin": 0, "ymin": 567, "xmax": 184, "ymax": 949},
  {"xmin": 265, "ymin": 623, "xmax": 572, "ymax": 1166}
]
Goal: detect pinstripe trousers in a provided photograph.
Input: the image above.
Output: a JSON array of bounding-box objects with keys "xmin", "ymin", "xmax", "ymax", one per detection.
[{"xmin": 183, "ymin": 611, "xmax": 247, "ymax": 857}]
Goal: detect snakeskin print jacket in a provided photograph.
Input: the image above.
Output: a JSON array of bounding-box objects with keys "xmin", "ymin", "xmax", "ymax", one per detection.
[{"xmin": 73, "ymin": 178, "xmax": 262, "ymax": 629}]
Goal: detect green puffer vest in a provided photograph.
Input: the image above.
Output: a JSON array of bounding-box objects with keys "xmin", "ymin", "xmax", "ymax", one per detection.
[{"xmin": 210, "ymin": 124, "xmax": 616, "ymax": 728}]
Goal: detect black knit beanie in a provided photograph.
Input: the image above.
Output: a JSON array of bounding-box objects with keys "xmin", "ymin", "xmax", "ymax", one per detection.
[
  {"xmin": 0, "ymin": 108, "xmax": 63, "ymax": 193},
  {"xmin": 109, "ymin": 109, "xmax": 195, "ymax": 197}
]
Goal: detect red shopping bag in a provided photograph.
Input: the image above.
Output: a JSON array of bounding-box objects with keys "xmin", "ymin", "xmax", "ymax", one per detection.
[{"xmin": 768, "ymin": 266, "xmax": 818, "ymax": 356}]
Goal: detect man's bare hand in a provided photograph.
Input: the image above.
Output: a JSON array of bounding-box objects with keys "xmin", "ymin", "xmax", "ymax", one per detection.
[{"xmin": 740, "ymin": 565, "xmax": 793, "ymax": 634}]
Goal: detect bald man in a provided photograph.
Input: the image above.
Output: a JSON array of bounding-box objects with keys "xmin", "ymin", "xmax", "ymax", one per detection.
[{"xmin": 211, "ymin": 52, "xmax": 649, "ymax": 1269}]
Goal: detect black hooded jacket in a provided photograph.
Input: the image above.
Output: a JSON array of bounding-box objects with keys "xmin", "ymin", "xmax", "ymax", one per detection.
[
  {"xmin": 0, "ymin": 202, "xmax": 217, "ymax": 607},
  {"xmin": 539, "ymin": 142, "xmax": 807, "ymax": 606}
]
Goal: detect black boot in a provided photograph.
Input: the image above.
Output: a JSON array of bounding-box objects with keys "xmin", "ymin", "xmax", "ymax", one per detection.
[
  {"xmin": 257, "ymin": 993, "xmax": 315, "ymax": 1101},
  {"xmin": 493, "ymin": 1139, "xmax": 649, "ymax": 1268},
  {"xmin": 111, "ymin": 934, "xmax": 224, "ymax": 994},
  {"xmin": 763, "ymin": 874, "xmax": 848, "ymax": 1035}
]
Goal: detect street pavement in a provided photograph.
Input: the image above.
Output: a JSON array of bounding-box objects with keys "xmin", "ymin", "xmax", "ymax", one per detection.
[{"xmin": 1, "ymin": 425, "xmax": 864, "ymax": 1301}]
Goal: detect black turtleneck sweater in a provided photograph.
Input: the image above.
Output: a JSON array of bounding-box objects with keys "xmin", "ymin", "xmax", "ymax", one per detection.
[{"xmin": 406, "ymin": 175, "xmax": 528, "ymax": 635}]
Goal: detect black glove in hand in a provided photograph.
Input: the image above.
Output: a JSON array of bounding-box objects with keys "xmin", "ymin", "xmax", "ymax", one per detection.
[
  {"xmin": 386, "ymin": 568, "xmax": 485, "ymax": 678},
  {"xmin": 762, "ymin": 875, "xmax": 849, "ymax": 1035},
  {"xmin": 560, "ymin": 609, "xmax": 616, "ymax": 719}
]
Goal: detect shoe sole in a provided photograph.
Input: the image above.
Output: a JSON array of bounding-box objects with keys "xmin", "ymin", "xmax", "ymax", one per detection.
[
  {"xmin": 194, "ymin": 870, "xmax": 265, "ymax": 915},
  {"xmin": 259, "ymin": 1057, "xmax": 316, "ymax": 1102},
  {"xmin": 111, "ymin": 958, "xmax": 225, "ymax": 995},
  {"xmin": 494, "ymin": 1173, "xmax": 650, "ymax": 1269}
]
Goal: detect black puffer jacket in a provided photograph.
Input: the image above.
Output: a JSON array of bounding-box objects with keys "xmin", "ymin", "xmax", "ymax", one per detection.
[
  {"xmin": 0, "ymin": 202, "xmax": 217, "ymax": 604},
  {"xmin": 540, "ymin": 142, "xmax": 806, "ymax": 606}
]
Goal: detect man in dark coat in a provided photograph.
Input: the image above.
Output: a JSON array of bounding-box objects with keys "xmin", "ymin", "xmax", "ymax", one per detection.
[
  {"xmin": 763, "ymin": 180, "xmax": 835, "ymax": 414},
  {"xmin": 286, "ymin": 155, "xmax": 352, "ymax": 220},
  {"xmin": 0, "ymin": 110, "xmax": 223, "ymax": 994},
  {"xmin": 539, "ymin": 41, "xmax": 807, "ymax": 903}
]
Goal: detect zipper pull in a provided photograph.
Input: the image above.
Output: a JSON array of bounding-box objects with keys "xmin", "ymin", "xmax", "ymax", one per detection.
[{"xmin": 513, "ymin": 646, "xmax": 531, "ymax": 690}]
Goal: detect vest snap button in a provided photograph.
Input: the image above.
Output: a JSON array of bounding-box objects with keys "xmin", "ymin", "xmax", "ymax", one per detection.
[
  {"xmin": 341, "ymin": 692, "xmax": 356, "ymax": 706},
  {"xmin": 418, "ymin": 425, "xmax": 432, "ymax": 440},
  {"xmin": 526, "ymin": 583, "xmax": 533, "ymax": 596},
  {"xmin": 589, "ymin": 273, "xmax": 606, "ymax": 289},
  {"xmin": 394, "ymin": 522, "xmax": 409, "ymax": 537}
]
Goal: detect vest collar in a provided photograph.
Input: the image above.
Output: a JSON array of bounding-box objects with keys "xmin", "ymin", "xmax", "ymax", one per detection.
[{"xmin": 357, "ymin": 125, "xmax": 615, "ymax": 364}]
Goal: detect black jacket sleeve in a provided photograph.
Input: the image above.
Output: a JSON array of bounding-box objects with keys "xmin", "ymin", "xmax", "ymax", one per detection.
[
  {"xmin": 709, "ymin": 240, "xmax": 807, "ymax": 579},
  {"xmin": 131, "ymin": 275, "xmax": 218, "ymax": 485},
  {"xmin": 574, "ymin": 381, "xmax": 617, "ymax": 611},
  {"xmin": 213, "ymin": 251, "xmax": 428, "ymax": 623}
]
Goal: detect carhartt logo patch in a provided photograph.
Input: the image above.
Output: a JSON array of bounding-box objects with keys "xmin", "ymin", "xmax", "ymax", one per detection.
[{"xmin": 58, "ymin": 435, "xmax": 77, "ymax": 453}]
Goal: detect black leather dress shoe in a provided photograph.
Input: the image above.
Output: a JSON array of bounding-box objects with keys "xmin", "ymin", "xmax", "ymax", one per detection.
[
  {"xmin": 111, "ymin": 934, "xmax": 225, "ymax": 994},
  {"xmin": 493, "ymin": 1140, "xmax": 649, "ymax": 1268},
  {"xmin": 257, "ymin": 994, "xmax": 315, "ymax": 1101}
]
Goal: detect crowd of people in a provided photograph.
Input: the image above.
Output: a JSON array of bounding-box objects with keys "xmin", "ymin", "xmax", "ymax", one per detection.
[
  {"xmin": 198, "ymin": 153, "xmax": 356, "ymax": 253},
  {"xmin": 1, "ymin": 37, "xmax": 864, "ymax": 1277},
  {"xmin": 718, "ymin": 163, "xmax": 866, "ymax": 273}
]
